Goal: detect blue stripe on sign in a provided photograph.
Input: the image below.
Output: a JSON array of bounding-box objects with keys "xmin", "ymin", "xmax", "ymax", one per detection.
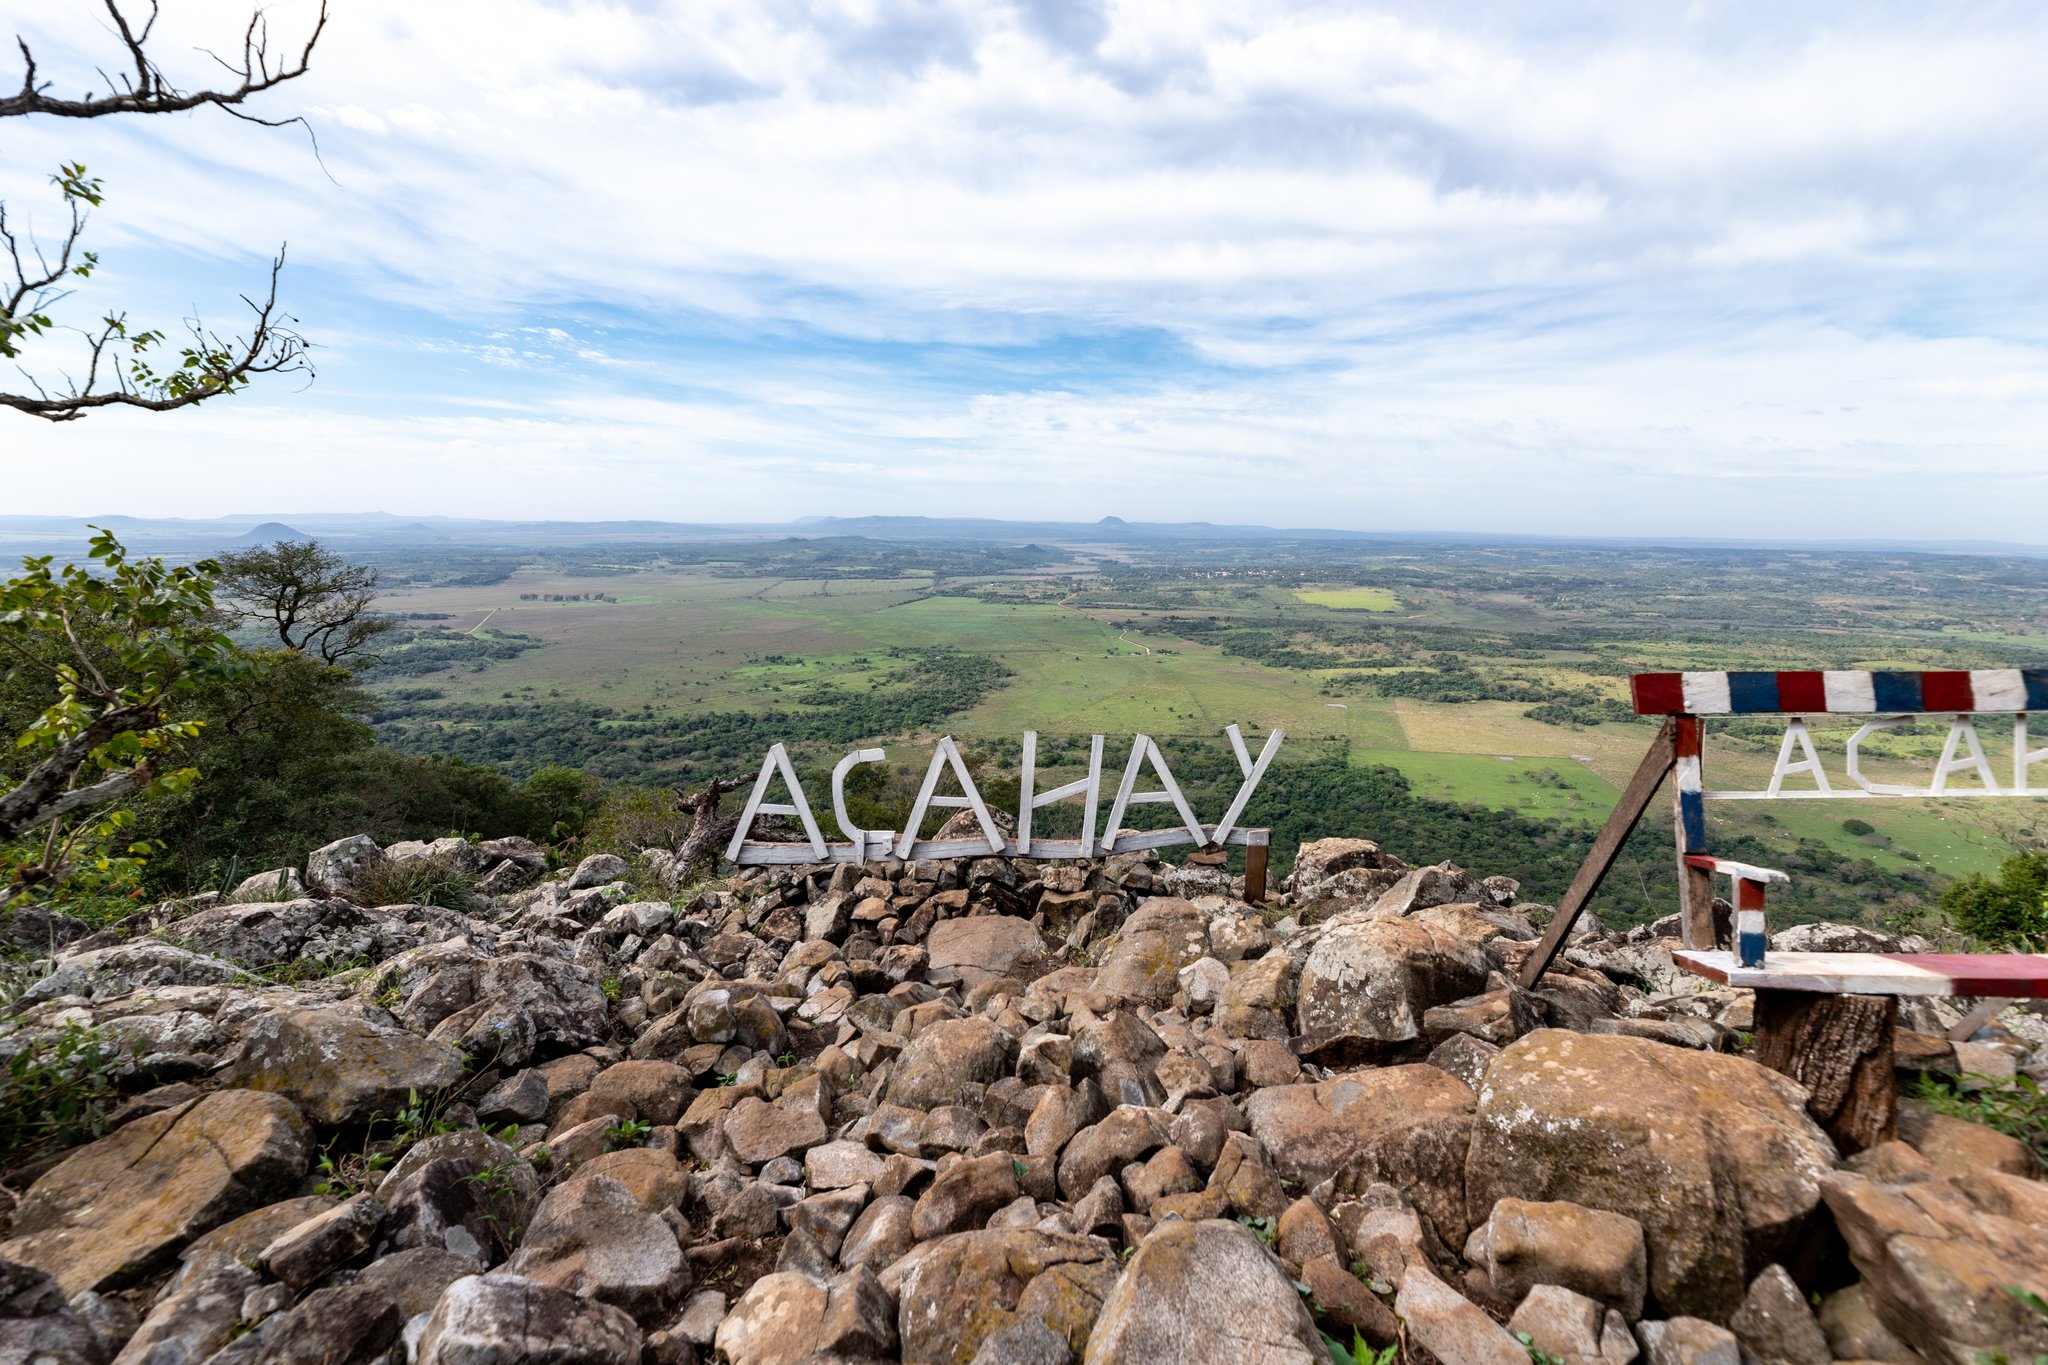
[
  {"xmin": 1738, "ymin": 932, "xmax": 1767, "ymax": 968},
  {"xmin": 2026, "ymin": 669, "xmax": 2048, "ymax": 711},
  {"xmin": 1872, "ymin": 671, "xmax": 1924, "ymax": 713},
  {"xmin": 1679, "ymin": 789, "xmax": 1707, "ymax": 852},
  {"xmin": 1725, "ymin": 672, "xmax": 1780, "ymax": 713}
]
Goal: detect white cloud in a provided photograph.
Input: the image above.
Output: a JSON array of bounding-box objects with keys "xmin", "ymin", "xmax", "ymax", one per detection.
[{"xmin": 1, "ymin": 0, "xmax": 2045, "ymax": 539}]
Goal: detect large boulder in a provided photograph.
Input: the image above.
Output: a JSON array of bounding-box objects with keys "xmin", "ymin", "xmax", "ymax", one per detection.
[
  {"xmin": 1245, "ymin": 1065, "xmax": 1476, "ymax": 1248},
  {"xmin": 307, "ymin": 834, "xmax": 386, "ymax": 898},
  {"xmin": 0, "ymin": 1089, "xmax": 308, "ymax": 1295},
  {"xmin": 1295, "ymin": 908, "xmax": 1493, "ymax": 1055},
  {"xmin": 885, "ymin": 1016, "xmax": 1014, "ymax": 1111},
  {"xmin": 157, "ymin": 897, "xmax": 387, "ymax": 969},
  {"xmin": 224, "ymin": 1007, "xmax": 467, "ymax": 1125},
  {"xmin": 1083, "ymin": 1218, "xmax": 1324, "ymax": 1364},
  {"xmin": 365, "ymin": 943, "xmax": 609, "ymax": 1067},
  {"xmin": 17, "ymin": 941, "xmax": 253, "ymax": 1005},
  {"xmin": 506, "ymin": 1174, "xmax": 689, "ymax": 1320},
  {"xmin": 1821, "ymin": 1167, "xmax": 2048, "ymax": 1365},
  {"xmin": 895, "ymin": 1228, "xmax": 1121, "ymax": 1364},
  {"xmin": 416, "ymin": 1273, "xmax": 642, "ymax": 1365},
  {"xmin": 1466, "ymin": 1030, "xmax": 1836, "ymax": 1320},
  {"xmin": 927, "ymin": 915, "xmax": 1045, "ymax": 986},
  {"xmin": 1092, "ymin": 898, "xmax": 1210, "ymax": 1005}
]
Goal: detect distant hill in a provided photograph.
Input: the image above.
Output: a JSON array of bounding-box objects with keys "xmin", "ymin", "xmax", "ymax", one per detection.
[{"xmin": 243, "ymin": 522, "xmax": 307, "ymax": 542}]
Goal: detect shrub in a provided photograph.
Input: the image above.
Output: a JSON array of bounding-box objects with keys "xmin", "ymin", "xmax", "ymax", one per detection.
[
  {"xmin": 1841, "ymin": 817, "xmax": 1875, "ymax": 837},
  {"xmin": 347, "ymin": 858, "xmax": 479, "ymax": 910},
  {"xmin": 1941, "ymin": 852, "xmax": 2048, "ymax": 946},
  {"xmin": 1913, "ymin": 1073, "xmax": 2048, "ymax": 1167},
  {"xmin": 0, "ymin": 1023, "xmax": 131, "ymax": 1160}
]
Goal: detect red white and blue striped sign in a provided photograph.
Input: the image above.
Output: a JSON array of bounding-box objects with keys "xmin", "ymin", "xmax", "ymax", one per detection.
[{"xmin": 1632, "ymin": 669, "xmax": 2048, "ymax": 717}]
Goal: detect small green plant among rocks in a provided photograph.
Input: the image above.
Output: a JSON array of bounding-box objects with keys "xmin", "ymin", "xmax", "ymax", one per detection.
[
  {"xmin": 0, "ymin": 1022, "xmax": 134, "ymax": 1160},
  {"xmin": 347, "ymin": 858, "xmax": 480, "ymax": 910},
  {"xmin": 605, "ymin": 1117, "xmax": 652, "ymax": 1150},
  {"xmin": 1914, "ymin": 1073, "xmax": 2048, "ymax": 1166},
  {"xmin": 1976, "ymin": 1286, "xmax": 2048, "ymax": 1365},
  {"xmin": 1324, "ymin": 1327, "xmax": 1398, "ymax": 1365}
]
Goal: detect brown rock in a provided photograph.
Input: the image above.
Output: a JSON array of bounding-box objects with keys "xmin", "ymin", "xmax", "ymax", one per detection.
[
  {"xmin": 894, "ymin": 1228, "xmax": 1119, "ymax": 1364},
  {"xmin": 1083, "ymin": 1218, "xmax": 1325, "ymax": 1364},
  {"xmin": 1394, "ymin": 1264, "xmax": 1528, "ymax": 1365},
  {"xmin": 1, "ymin": 1089, "xmax": 309, "ymax": 1295},
  {"xmin": 1897, "ymin": 1100, "xmax": 2039, "ymax": 1179},
  {"xmin": 1244, "ymin": 1065, "xmax": 1475, "ymax": 1248},
  {"xmin": 913, "ymin": 1152, "xmax": 1022, "ymax": 1239},
  {"xmin": 1466, "ymin": 1030, "xmax": 1835, "ymax": 1320},
  {"xmin": 1092, "ymin": 898, "xmax": 1210, "ymax": 1006},
  {"xmin": 1466, "ymin": 1197, "xmax": 1648, "ymax": 1319}
]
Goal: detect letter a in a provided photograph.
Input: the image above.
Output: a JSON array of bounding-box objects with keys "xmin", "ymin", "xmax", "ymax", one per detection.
[{"xmin": 726, "ymin": 743, "xmax": 827, "ymax": 863}]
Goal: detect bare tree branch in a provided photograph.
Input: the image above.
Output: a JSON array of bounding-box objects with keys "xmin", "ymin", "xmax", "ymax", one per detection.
[{"xmin": 1, "ymin": 1, "xmax": 328, "ymax": 120}]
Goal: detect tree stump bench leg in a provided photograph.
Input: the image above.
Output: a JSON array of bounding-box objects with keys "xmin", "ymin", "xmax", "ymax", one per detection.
[{"xmin": 1748, "ymin": 989, "xmax": 1898, "ymax": 1155}]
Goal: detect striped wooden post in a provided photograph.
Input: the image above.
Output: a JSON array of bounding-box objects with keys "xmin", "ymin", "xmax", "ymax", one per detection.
[
  {"xmin": 1672, "ymin": 715, "xmax": 1715, "ymax": 950},
  {"xmin": 1682, "ymin": 855, "xmax": 1789, "ymax": 967}
]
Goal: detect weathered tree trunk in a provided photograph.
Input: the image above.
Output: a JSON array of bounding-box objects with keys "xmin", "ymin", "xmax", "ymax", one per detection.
[
  {"xmin": 1749, "ymin": 989, "xmax": 1898, "ymax": 1154},
  {"xmin": 673, "ymin": 776, "xmax": 743, "ymax": 881}
]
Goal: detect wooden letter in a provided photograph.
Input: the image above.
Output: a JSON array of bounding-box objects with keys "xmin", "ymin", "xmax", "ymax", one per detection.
[
  {"xmin": 1930, "ymin": 717, "xmax": 1999, "ymax": 794},
  {"xmin": 831, "ymin": 748, "xmax": 891, "ymax": 862},
  {"xmin": 1766, "ymin": 719, "xmax": 1833, "ymax": 796},
  {"xmin": 1017, "ymin": 732, "xmax": 1104, "ymax": 857},
  {"xmin": 1846, "ymin": 717, "xmax": 1914, "ymax": 794},
  {"xmin": 2019, "ymin": 716, "xmax": 2048, "ymax": 794},
  {"xmin": 727, "ymin": 743, "xmax": 827, "ymax": 863},
  {"xmin": 1210, "ymin": 724, "xmax": 1285, "ymax": 845},
  {"xmin": 895, "ymin": 736, "xmax": 1005, "ymax": 859},
  {"xmin": 1101, "ymin": 735, "xmax": 1206, "ymax": 853}
]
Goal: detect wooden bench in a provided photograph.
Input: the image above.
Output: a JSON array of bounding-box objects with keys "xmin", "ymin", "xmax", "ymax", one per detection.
[{"xmin": 1520, "ymin": 668, "xmax": 2048, "ymax": 1153}]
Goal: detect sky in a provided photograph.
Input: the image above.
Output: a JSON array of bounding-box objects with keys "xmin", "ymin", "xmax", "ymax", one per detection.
[{"xmin": 2, "ymin": 0, "xmax": 2046, "ymax": 540}]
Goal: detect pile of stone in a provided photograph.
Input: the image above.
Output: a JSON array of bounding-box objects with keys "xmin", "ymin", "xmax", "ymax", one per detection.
[{"xmin": 0, "ymin": 829, "xmax": 2041, "ymax": 1365}]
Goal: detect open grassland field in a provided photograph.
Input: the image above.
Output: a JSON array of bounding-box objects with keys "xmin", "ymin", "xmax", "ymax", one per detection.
[{"xmin": 365, "ymin": 539, "xmax": 2047, "ymax": 916}]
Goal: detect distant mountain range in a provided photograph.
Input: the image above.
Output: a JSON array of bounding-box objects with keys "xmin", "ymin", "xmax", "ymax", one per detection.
[{"xmin": 0, "ymin": 511, "xmax": 2043, "ymax": 557}]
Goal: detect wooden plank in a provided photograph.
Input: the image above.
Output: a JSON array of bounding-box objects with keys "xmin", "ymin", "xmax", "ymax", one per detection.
[
  {"xmin": 1517, "ymin": 718, "xmax": 1677, "ymax": 990},
  {"xmin": 1682, "ymin": 855, "xmax": 1790, "ymax": 884},
  {"xmin": 1673, "ymin": 716, "xmax": 1716, "ymax": 950},
  {"xmin": 1244, "ymin": 841, "xmax": 1269, "ymax": 904},
  {"xmin": 1750, "ymin": 989, "xmax": 1898, "ymax": 1155},
  {"xmin": 1945, "ymin": 997, "xmax": 2014, "ymax": 1042},
  {"xmin": 734, "ymin": 825, "xmax": 1271, "ymax": 865},
  {"xmin": 1674, "ymin": 949, "xmax": 2048, "ymax": 998}
]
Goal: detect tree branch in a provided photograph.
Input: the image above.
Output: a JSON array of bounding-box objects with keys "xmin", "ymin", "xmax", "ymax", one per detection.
[
  {"xmin": 0, "ymin": 702, "xmax": 160, "ymax": 843},
  {"xmin": 1, "ymin": 1, "xmax": 328, "ymax": 120}
]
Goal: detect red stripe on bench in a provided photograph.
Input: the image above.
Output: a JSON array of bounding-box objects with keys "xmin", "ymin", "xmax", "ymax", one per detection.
[
  {"xmin": 1775, "ymin": 671, "xmax": 1827, "ymax": 713},
  {"xmin": 1632, "ymin": 673, "xmax": 1685, "ymax": 715},
  {"xmin": 1892, "ymin": 953, "xmax": 2048, "ymax": 998}
]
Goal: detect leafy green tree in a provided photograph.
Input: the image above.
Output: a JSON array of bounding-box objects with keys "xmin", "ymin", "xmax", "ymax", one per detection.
[
  {"xmin": 1941, "ymin": 852, "xmax": 2048, "ymax": 947},
  {"xmin": 2, "ymin": 3, "xmax": 325, "ymax": 420},
  {"xmin": 215, "ymin": 539, "xmax": 394, "ymax": 664},
  {"xmin": 0, "ymin": 531, "xmax": 236, "ymax": 906}
]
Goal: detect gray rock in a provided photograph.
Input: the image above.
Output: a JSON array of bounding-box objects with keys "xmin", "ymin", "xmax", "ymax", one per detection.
[
  {"xmin": 259, "ymin": 1192, "xmax": 385, "ymax": 1289},
  {"xmin": 570, "ymin": 853, "xmax": 631, "ymax": 890},
  {"xmin": 971, "ymin": 1317, "xmax": 1073, "ymax": 1365},
  {"xmin": 224, "ymin": 1007, "xmax": 467, "ymax": 1125},
  {"xmin": 308, "ymin": 833, "xmax": 387, "ymax": 897},
  {"xmin": 506, "ymin": 1174, "xmax": 690, "ymax": 1320},
  {"xmin": 1727, "ymin": 1264, "xmax": 1830, "ymax": 1365},
  {"xmin": 227, "ymin": 867, "xmax": 308, "ymax": 903},
  {"xmin": 0, "ymin": 1258, "xmax": 104, "ymax": 1365},
  {"xmin": 416, "ymin": 1273, "xmax": 642, "ymax": 1364},
  {"xmin": 0, "ymin": 1090, "xmax": 308, "ymax": 1296},
  {"xmin": 17, "ymin": 941, "xmax": 253, "ymax": 1006}
]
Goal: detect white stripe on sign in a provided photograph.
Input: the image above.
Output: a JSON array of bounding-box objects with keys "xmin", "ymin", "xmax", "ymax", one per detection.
[
  {"xmin": 1736, "ymin": 910, "xmax": 1767, "ymax": 934},
  {"xmin": 1972, "ymin": 670, "xmax": 2027, "ymax": 711},
  {"xmin": 1675, "ymin": 754, "xmax": 1704, "ymax": 793},
  {"xmin": 1823, "ymin": 671, "xmax": 1877, "ymax": 712},
  {"xmin": 1681, "ymin": 672, "xmax": 1732, "ymax": 714}
]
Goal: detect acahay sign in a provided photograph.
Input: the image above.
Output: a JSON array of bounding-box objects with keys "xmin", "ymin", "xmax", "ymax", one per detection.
[{"xmin": 725, "ymin": 725, "xmax": 1284, "ymax": 866}]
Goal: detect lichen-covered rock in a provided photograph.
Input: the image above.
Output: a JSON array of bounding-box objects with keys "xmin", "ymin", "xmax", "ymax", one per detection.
[
  {"xmin": 223, "ymin": 1006, "xmax": 467, "ymax": 1124},
  {"xmin": 896, "ymin": 1229, "xmax": 1120, "ymax": 1364},
  {"xmin": 17, "ymin": 941, "xmax": 253, "ymax": 1005},
  {"xmin": 506, "ymin": 1173, "xmax": 690, "ymax": 1320},
  {"xmin": 1465, "ymin": 1197, "xmax": 1648, "ymax": 1319},
  {"xmin": 1083, "ymin": 1218, "xmax": 1324, "ymax": 1364},
  {"xmin": 884, "ymin": 1016, "xmax": 1013, "ymax": 1111},
  {"xmin": 416, "ymin": 1273, "xmax": 642, "ymax": 1365},
  {"xmin": 0, "ymin": 1258, "xmax": 105, "ymax": 1365},
  {"xmin": 1295, "ymin": 909, "xmax": 1493, "ymax": 1054},
  {"xmin": 1091, "ymin": 898, "xmax": 1209, "ymax": 1005},
  {"xmin": 0, "ymin": 1089, "xmax": 308, "ymax": 1295},
  {"xmin": 307, "ymin": 833, "xmax": 386, "ymax": 897},
  {"xmin": 1466, "ymin": 1030, "xmax": 1836, "ymax": 1320}
]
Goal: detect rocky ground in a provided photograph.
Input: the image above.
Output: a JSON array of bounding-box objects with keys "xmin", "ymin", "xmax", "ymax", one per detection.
[{"xmin": 0, "ymin": 827, "xmax": 2043, "ymax": 1365}]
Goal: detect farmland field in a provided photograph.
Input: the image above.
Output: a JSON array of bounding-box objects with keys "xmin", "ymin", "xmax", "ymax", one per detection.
[{"xmin": 362, "ymin": 535, "xmax": 2048, "ymax": 923}]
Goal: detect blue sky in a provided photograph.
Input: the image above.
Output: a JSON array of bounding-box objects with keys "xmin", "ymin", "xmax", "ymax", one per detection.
[{"xmin": 3, "ymin": 0, "xmax": 2046, "ymax": 539}]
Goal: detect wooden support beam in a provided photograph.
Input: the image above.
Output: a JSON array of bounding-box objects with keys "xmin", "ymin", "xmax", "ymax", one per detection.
[
  {"xmin": 1945, "ymin": 996, "xmax": 2014, "ymax": 1042},
  {"xmin": 1673, "ymin": 715, "xmax": 1717, "ymax": 949},
  {"xmin": 1749, "ymin": 989, "xmax": 1898, "ymax": 1155},
  {"xmin": 1244, "ymin": 841, "xmax": 1269, "ymax": 905},
  {"xmin": 1518, "ymin": 718, "xmax": 1677, "ymax": 990}
]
